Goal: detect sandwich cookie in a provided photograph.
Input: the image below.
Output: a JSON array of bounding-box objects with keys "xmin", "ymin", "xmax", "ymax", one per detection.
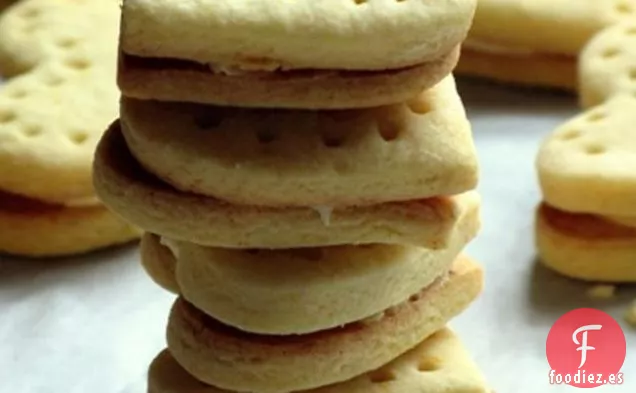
[
  {"xmin": 536, "ymin": 204, "xmax": 636, "ymax": 282},
  {"xmin": 120, "ymin": 76, "xmax": 478, "ymax": 207},
  {"xmin": 140, "ymin": 197, "xmax": 479, "ymax": 335},
  {"xmin": 456, "ymin": 0, "xmax": 636, "ymax": 90},
  {"xmin": 579, "ymin": 21, "xmax": 636, "ymax": 108},
  {"xmin": 118, "ymin": 0, "xmax": 476, "ymax": 108},
  {"xmin": 0, "ymin": 0, "xmax": 140, "ymax": 256},
  {"xmin": 456, "ymin": 46, "xmax": 576, "ymax": 91},
  {"xmin": 0, "ymin": 190, "xmax": 140, "ymax": 257},
  {"xmin": 94, "ymin": 121, "xmax": 481, "ymax": 250},
  {"xmin": 0, "ymin": 0, "xmax": 119, "ymax": 202},
  {"xmin": 166, "ymin": 256, "xmax": 484, "ymax": 393},
  {"xmin": 536, "ymin": 94, "xmax": 636, "ymax": 281},
  {"xmin": 148, "ymin": 327, "xmax": 489, "ymax": 393}
]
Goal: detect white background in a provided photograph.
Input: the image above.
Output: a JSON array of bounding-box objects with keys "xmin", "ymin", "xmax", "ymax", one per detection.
[{"xmin": 0, "ymin": 78, "xmax": 634, "ymax": 392}]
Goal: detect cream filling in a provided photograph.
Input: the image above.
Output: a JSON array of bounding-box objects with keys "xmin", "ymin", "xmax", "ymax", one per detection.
[{"xmin": 311, "ymin": 205, "xmax": 333, "ymax": 227}]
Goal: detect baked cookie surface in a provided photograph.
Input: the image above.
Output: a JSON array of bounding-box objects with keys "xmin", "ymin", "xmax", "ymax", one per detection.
[
  {"xmin": 94, "ymin": 121, "xmax": 480, "ymax": 249},
  {"xmin": 120, "ymin": 0, "xmax": 476, "ymax": 71},
  {"xmin": 0, "ymin": 190, "xmax": 139, "ymax": 257},
  {"xmin": 536, "ymin": 94, "xmax": 636, "ymax": 282},
  {"xmin": 149, "ymin": 327, "xmax": 489, "ymax": 393},
  {"xmin": 537, "ymin": 95, "xmax": 636, "ymax": 216},
  {"xmin": 140, "ymin": 196, "xmax": 478, "ymax": 335},
  {"xmin": 120, "ymin": 76, "xmax": 477, "ymax": 207},
  {"xmin": 166, "ymin": 256, "xmax": 483, "ymax": 393},
  {"xmin": 580, "ymin": 21, "xmax": 636, "ymax": 108},
  {"xmin": 457, "ymin": 0, "xmax": 636, "ymax": 89},
  {"xmin": 0, "ymin": 0, "xmax": 120, "ymax": 202}
]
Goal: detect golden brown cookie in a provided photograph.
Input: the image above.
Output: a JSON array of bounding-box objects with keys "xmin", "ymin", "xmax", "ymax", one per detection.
[
  {"xmin": 0, "ymin": 190, "xmax": 139, "ymax": 257},
  {"xmin": 140, "ymin": 194, "xmax": 478, "ymax": 334},
  {"xmin": 456, "ymin": 0, "xmax": 636, "ymax": 89},
  {"xmin": 166, "ymin": 256, "xmax": 483, "ymax": 393},
  {"xmin": 120, "ymin": 76, "xmax": 477, "ymax": 207},
  {"xmin": 0, "ymin": 0, "xmax": 120, "ymax": 202},
  {"xmin": 148, "ymin": 328, "xmax": 489, "ymax": 393},
  {"xmin": 536, "ymin": 203, "xmax": 636, "ymax": 282},
  {"xmin": 94, "ymin": 121, "xmax": 481, "ymax": 249},
  {"xmin": 118, "ymin": 48, "xmax": 461, "ymax": 110},
  {"xmin": 536, "ymin": 95, "xmax": 636, "ymax": 217},
  {"xmin": 579, "ymin": 21, "xmax": 636, "ymax": 108},
  {"xmin": 118, "ymin": 0, "xmax": 476, "ymax": 107},
  {"xmin": 456, "ymin": 48, "xmax": 576, "ymax": 91}
]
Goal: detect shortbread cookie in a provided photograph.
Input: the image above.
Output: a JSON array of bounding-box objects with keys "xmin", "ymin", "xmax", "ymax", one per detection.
[
  {"xmin": 536, "ymin": 94, "xmax": 636, "ymax": 282},
  {"xmin": 456, "ymin": 0, "xmax": 636, "ymax": 88},
  {"xmin": 149, "ymin": 328, "xmax": 489, "ymax": 393},
  {"xmin": 140, "ymin": 233, "xmax": 179, "ymax": 294},
  {"xmin": 0, "ymin": 0, "xmax": 120, "ymax": 202},
  {"xmin": 0, "ymin": 190, "xmax": 140, "ymax": 257},
  {"xmin": 579, "ymin": 21, "xmax": 636, "ymax": 108},
  {"xmin": 118, "ymin": 0, "xmax": 476, "ymax": 108},
  {"xmin": 121, "ymin": 0, "xmax": 476, "ymax": 71},
  {"xmin": 94, "ymin": 121, "xmax": 481, "ymax": 249},
  {"xmin": 120, "ymin": 76, "xmax": 477, "ymax": 207},
  {"xmin": 535, "ymin": 203, "xmax": 636, "ymax": 282},
  {"xmin": 455, "ymin": 48, "xmax": 576, "ymax": 90},
  {"xmin": 537, "ymin": 94, "xmax": 636, "ymax": 217},
  {"xmin": 119, "ymin": 47, "xmax": 461, "ymax": 110},
  {"xmin": 140, "ymin": 195, "xmax": 478, "ymax": 335},
  {"xmin": 166, "ymin": 256, "xmax": 483, "ymax": 393},
  {"xmin": 468, "ymin": 0, "xmax": 631, "ymax": 56}
]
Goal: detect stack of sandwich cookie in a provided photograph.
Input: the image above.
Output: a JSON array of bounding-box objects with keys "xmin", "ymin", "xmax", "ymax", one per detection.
[{"xmin": 93, "ymin": 0, "xmax": 489, "ymax": 392}]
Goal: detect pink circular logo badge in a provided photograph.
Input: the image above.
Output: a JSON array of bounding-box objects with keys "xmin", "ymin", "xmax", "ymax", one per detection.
[{"xmin": 546, "ymin": 308, "xmax": 626, "ymax": 388}]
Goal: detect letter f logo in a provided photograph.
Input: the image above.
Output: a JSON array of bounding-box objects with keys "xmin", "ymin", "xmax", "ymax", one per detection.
[{"xmin": 573, "ymin": 325, "xmax": 602, "ymax": 369}]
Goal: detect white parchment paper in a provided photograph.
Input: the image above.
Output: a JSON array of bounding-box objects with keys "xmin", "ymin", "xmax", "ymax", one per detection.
[{"xmin": 0, "ymin": 78, "xmax": 634, "ymax": 393}]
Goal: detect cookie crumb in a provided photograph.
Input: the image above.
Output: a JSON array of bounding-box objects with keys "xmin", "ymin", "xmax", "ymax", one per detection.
[
  {"xmin": 624, "ymin": 301, "xmax": 636, "ymax": 327},
  {"xmin": 586, "ymin": 284, "xmax": 616, "ymax": 299}
]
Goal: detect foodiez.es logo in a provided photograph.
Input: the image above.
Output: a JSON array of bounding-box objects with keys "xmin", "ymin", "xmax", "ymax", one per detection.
[{"xmin": 546, "ymin": 308, "xmax": 626, "ymax": 388}]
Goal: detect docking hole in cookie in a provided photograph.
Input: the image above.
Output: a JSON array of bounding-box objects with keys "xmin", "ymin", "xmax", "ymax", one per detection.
[
  {"xmin": 0, "ymin": 0, "xmax": 121, "ymax": 202},
  {"xmin": 368, "ymin": 369, "xmax": 396, "ymax": 383},
  {"xmin": 417, "ymin": 356, "xmax": 442, "ymax": 372},
  {"xmin": 118, "ymin": 76, "xmax": 477, "ymax": 207},
  {"xmin": 538, "ymin": 94, "xmax": 636, "ymax": 215},
  {"xmin": 580, "ymin": 19, "xmax": 636, "ymax": 106}
]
